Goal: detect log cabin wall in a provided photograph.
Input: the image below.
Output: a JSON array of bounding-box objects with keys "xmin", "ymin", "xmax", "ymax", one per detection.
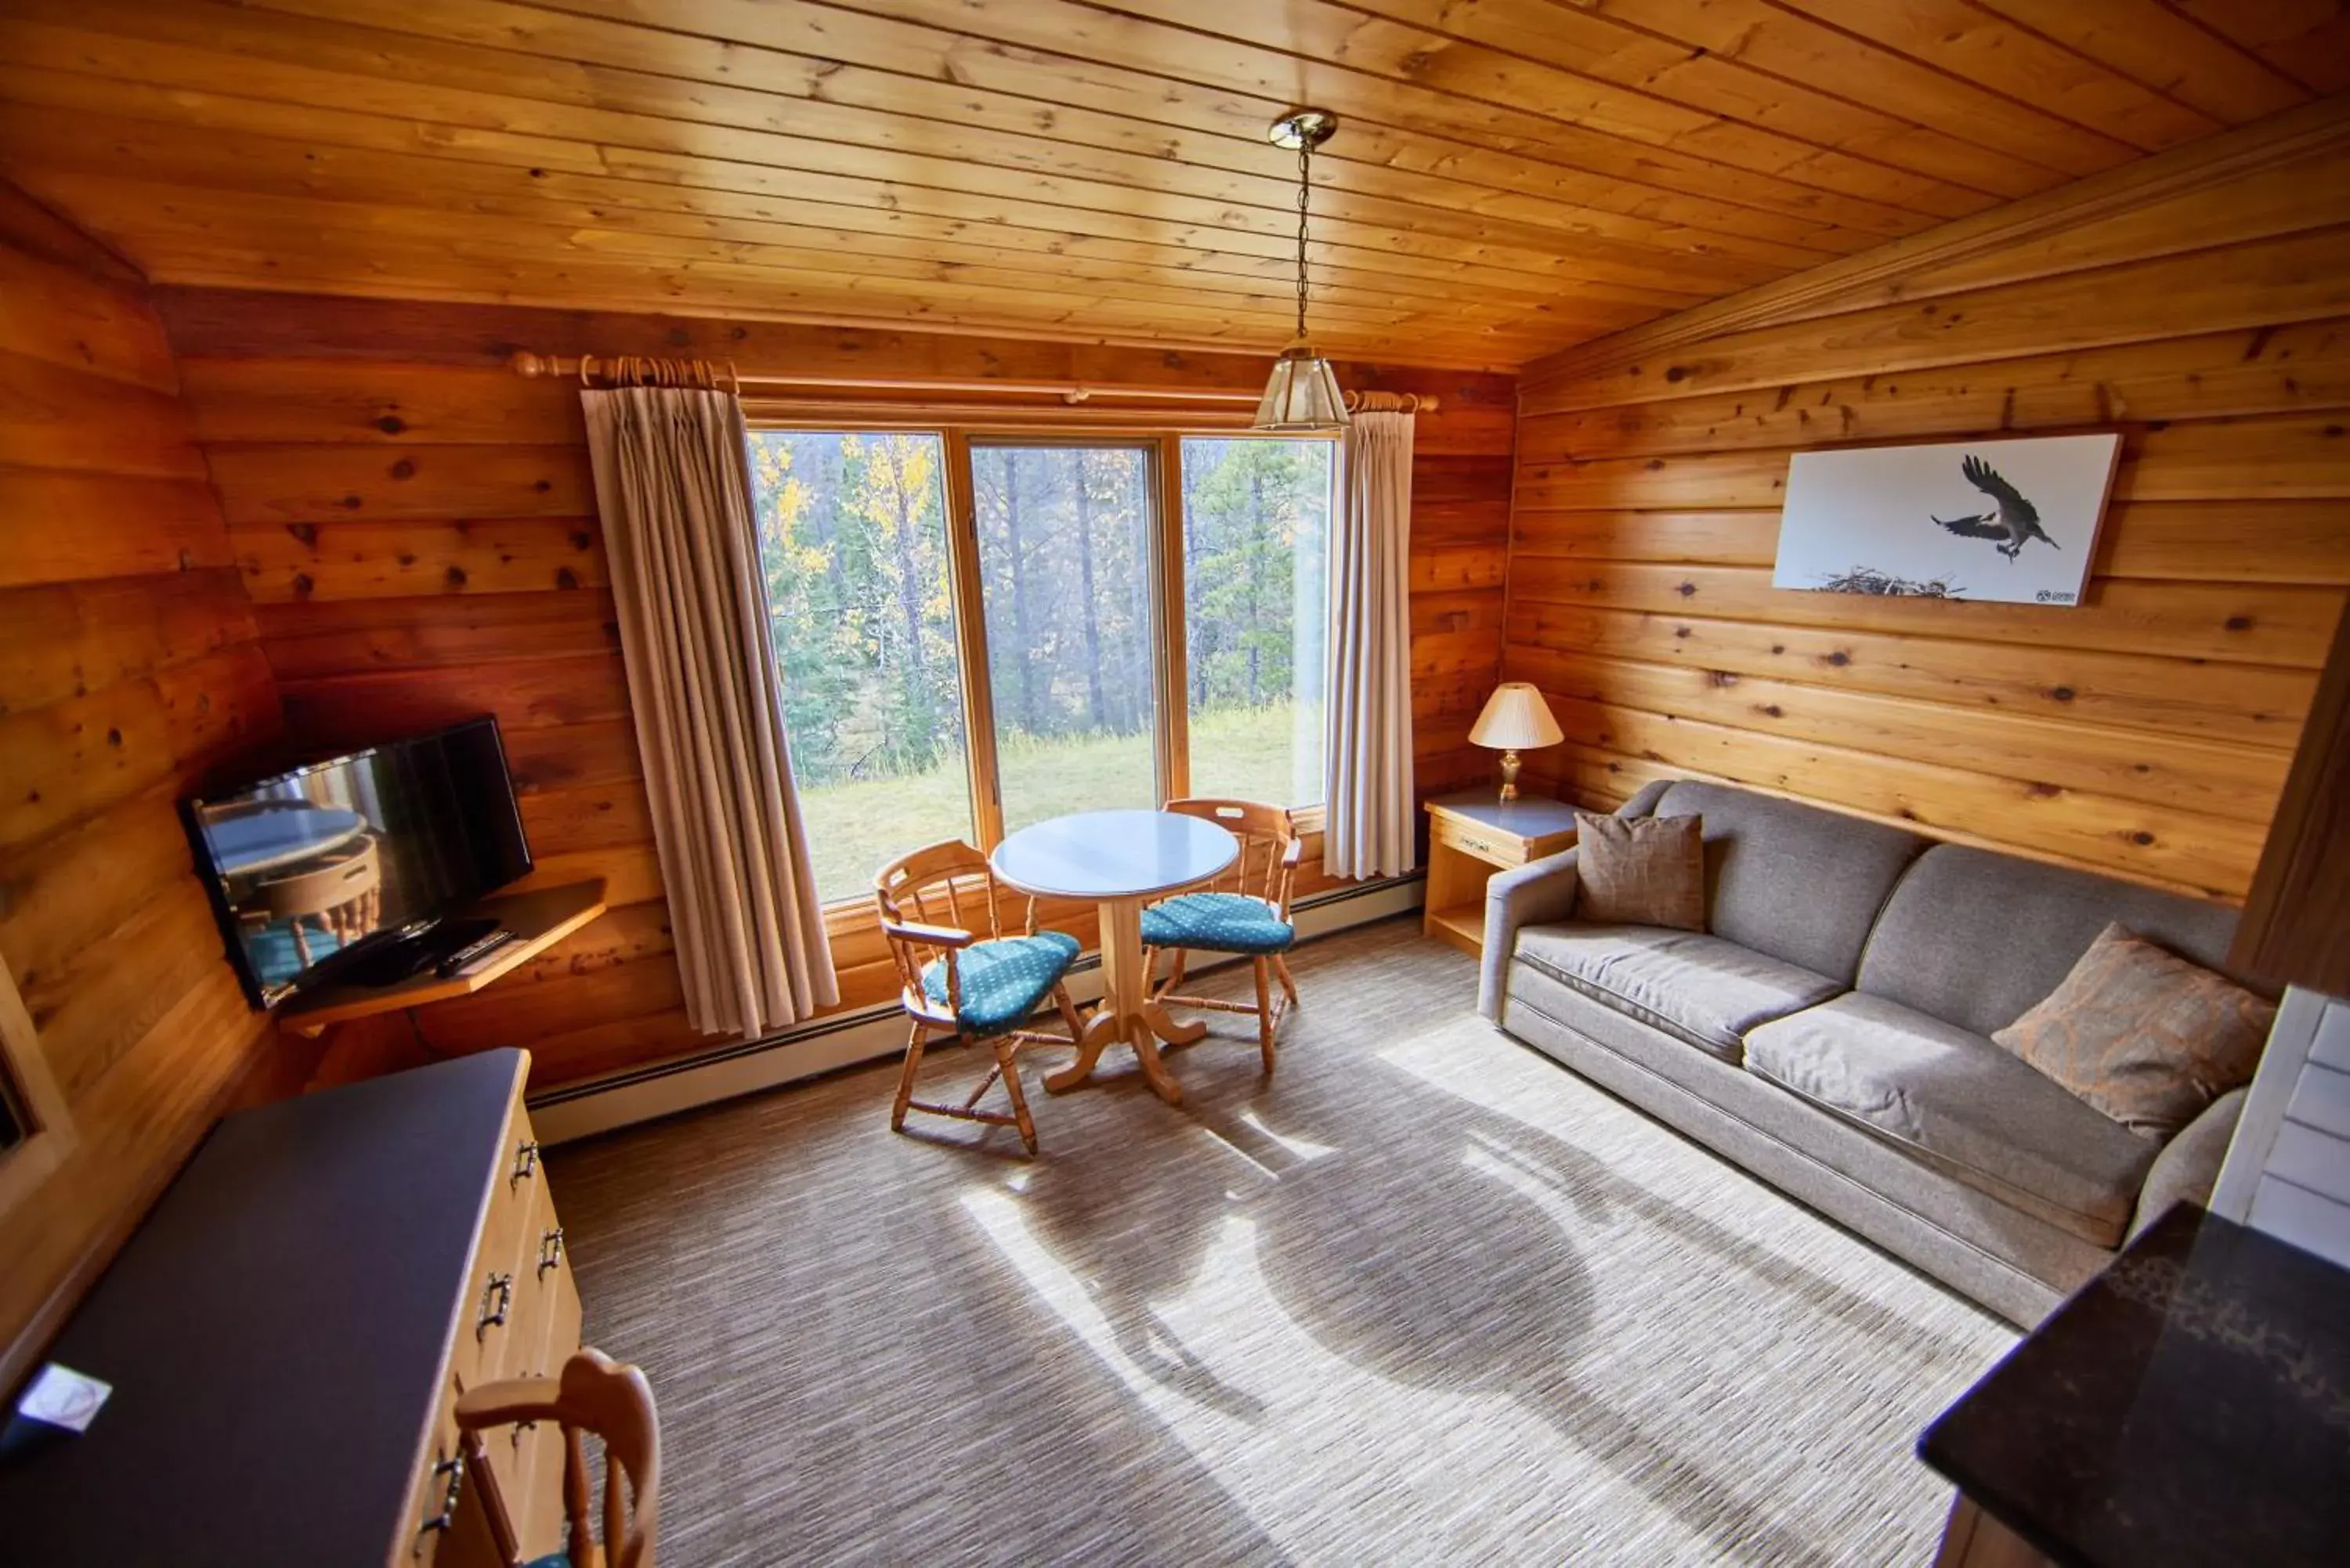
[
  {"xmin": 0, "ymin": 189, "xmax": 285, "ymax": 1385},
  {"xmin": 1504, "ymin": 110, "xmax": 2350, "ymax": 902},
  {"xmin": 155, "ymin": 287, "xmax": 1514, "ymax": 1088}
]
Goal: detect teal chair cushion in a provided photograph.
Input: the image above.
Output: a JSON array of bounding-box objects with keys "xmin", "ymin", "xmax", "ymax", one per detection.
[
  {"xmin": 522, "ymin": 1555, "xmax": 569, "ymax": 1568},
  {"xmin": 920, "ymin": 930, "xmax": 1080, "ymax": 1036},
  {"xmin": 1141, "ymin": 892, "xmax": 1296, "ymax": 956}
]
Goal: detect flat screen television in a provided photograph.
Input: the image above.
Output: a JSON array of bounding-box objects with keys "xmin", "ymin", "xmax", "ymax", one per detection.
[{"xmin": 183, "ymin": 717, "xmax": 534, "ymax": 1009}]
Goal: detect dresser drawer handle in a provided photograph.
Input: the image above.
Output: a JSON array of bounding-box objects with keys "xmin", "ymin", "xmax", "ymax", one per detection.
[
  {"xmin": 476, "ymin": 1272, "xmax": 513, "ymax": 1340},
  {"xmin": 537, "ymin": 1227, "xmax": 566, "ymax": 1278},
  {"xmin": 417, "ymin": 1451, "xmax": 465, "ymax": 1545},
  {"xmin": 1459, "ymin": 836, "xmax": 1495, "ymax": 855},
  {"xmin": 509, "ymin": 1140, "xmax": 540, "ymax": 1190}
]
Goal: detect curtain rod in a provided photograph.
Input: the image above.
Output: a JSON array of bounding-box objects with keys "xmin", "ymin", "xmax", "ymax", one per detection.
[{"xmin": 507, "ymin": 352, "xmax": 1434, "ymax": 411}]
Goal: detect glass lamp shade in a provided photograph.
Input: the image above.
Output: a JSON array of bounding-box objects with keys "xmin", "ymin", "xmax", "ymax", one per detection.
[
  {"xmin": 1253, "ymin": 343, "xmax": 1352, "ymax": 432},
  {"xmin": 1469, "ymin": 682, "xmax": 1564, "ymax": 750}
]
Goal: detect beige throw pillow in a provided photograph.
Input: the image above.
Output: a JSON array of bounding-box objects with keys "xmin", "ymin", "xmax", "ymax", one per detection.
[
  {"xmin": 1993, "ymin": 923, "xmax": 2274, "ymax": 1140},
  {"xmin": 1574, "ymin": 811, "xmax": 1705, "ymax": 933}
]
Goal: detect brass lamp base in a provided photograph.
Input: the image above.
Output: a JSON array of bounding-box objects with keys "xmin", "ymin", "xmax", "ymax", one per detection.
[{"xmin": 1497, "ymin": 749, "xmax": 1522, "ymax": 803}]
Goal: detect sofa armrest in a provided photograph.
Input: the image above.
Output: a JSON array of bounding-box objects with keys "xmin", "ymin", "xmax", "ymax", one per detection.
[
  {"xmin": 1477, "ymin": 848, "xmax": 1580, "ymax": 1021},
  {"xmin": 2128, "ymin": 1086, "xmax": 2249, "ymax": 1241}
]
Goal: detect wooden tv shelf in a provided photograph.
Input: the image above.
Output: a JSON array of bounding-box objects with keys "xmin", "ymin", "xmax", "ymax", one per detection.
[{"xmin": 278, "ymin": 880, "xmax": 608, "ymax": 1037}]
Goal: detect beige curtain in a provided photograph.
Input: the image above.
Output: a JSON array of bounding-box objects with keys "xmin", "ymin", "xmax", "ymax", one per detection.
[
  {"xmin": 583, "ymin": 387, "xmax": 838, "ymax": 1038},
  {"xmin": 1325, "ymin": 408, "xmax": 1417, "ymax": 880}
]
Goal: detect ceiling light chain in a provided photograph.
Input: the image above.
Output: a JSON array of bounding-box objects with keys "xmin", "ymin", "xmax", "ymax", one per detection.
[{"xmin": 1296, "ymin": 135, "xmax": 1312, "ymax": 344}]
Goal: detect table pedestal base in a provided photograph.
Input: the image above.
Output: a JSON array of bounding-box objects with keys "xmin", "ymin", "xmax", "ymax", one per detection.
[{"xmin": 1044, "ymin": 895, "xmax": 1203, "ymax": 1104}]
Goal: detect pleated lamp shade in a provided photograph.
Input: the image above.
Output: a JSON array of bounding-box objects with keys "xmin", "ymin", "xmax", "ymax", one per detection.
[
  {"xmin": 1253, "ymin": 343, "xmax": 1352, "ymax": 432},
  {"xmin": 1469, "ymin": 683, "xmax": 1564, "ymax": 750}
]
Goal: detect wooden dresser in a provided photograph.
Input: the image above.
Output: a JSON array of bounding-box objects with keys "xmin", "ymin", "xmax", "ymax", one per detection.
[{"xmin": 0, "ymin": 1050, "xmax": 580, "ymax": 1566}]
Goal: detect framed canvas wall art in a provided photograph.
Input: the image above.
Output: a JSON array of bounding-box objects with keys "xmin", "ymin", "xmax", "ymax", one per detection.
[{"xmin": 1772, "ymin": 433, "xmax": 2122, "ymax": 605}]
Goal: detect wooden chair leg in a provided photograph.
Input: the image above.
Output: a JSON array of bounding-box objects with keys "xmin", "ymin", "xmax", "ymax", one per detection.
[
  {"xmin": 995, "ymin": 1038, "xmax": 1038, "ymax": 1154},
  {"xmin": 1274, "ymin": 955, "xmax": 1300, "ymax": 1007},
  {"xmin": 1051, "ymin": 981, "xmax": 1086, "ymax": 1043},
  {"xmin": 1254, "ymin": 956, "xmax": 1276, "ymax": 1074},
  {"xmin": 891, "ymin": 1021, "xmax": 929, "ymax": 1133}
]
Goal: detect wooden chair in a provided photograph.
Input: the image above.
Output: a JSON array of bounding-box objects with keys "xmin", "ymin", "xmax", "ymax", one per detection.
[
  {"xmin": 1141, "ymin": 799, "xmax": 1303, "ymax": 1073},
  {"xmin": 875, "ymin": 840, "xmax": 1086, "ymax": 1155},
  {"xmin": 455, "ymin": 1347, "xmax": 660, "ymax": 1568}
]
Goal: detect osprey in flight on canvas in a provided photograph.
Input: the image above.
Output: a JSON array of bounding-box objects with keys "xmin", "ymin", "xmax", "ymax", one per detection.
[{"xmin": 1932, "ymin": 456, "xmax": 2059, "ymax": 561}]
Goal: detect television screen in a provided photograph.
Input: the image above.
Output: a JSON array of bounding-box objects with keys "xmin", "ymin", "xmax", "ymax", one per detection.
[{"xmin": 184, "ymin": 718, "xmax": 533, "ymax": 1007}]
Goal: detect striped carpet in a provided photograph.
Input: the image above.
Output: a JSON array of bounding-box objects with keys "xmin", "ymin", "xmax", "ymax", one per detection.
[{"xmin": 549, "ymin": 917, "xmax": 2013, "ymax": 1567}]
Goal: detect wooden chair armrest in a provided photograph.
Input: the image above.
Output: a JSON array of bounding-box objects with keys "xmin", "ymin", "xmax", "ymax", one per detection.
[
  {"xmin": 880, "ymin": 918, "xmax": 976, "ymax": 949},
  {"xmin": 1281, "ymin": 837, "xmax": 1305, "ymax": 868},
  {"xmin": 455, "ymin": 1375, "xmax": 564, "ymax": 1433}
]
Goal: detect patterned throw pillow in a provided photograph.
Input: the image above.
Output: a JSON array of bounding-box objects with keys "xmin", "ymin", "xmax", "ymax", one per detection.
[
  {"xmin": 1993, "ymin": 923, "xmax": 2275, "ymax": 1140},
  {"xmin": 1574, "ymin": 811, "xmax": 1705, "ymax": 933}
]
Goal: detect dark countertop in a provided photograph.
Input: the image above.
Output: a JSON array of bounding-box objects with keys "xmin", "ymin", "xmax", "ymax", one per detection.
[
  {"xmin": 1919, "ymin": 1204, "xmax": 2350, "ymax": 1568},
  {"xmin": 0, "ymin": 1050, "xmax": 521, "ymax": 1567}
]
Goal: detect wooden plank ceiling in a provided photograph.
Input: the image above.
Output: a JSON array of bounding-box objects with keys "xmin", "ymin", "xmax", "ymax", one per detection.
[{"xmin": 1, "ymin": 0, "xmax": 2343, "ymax": 370}]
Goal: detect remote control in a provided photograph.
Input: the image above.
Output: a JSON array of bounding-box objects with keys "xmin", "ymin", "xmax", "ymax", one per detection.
[{"xmin": 435, "ymin": 927, "xmax": 519, "ymax": 979}]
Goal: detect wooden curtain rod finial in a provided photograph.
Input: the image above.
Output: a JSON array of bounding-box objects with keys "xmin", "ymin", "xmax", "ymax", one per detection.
[
  {"xmin": 505, "ymin": 349, "xmax": 739, "ymax": 394},
  {"xmin": 1343, "ymin": 389, "xmax": 1436, "ymax": 414}
]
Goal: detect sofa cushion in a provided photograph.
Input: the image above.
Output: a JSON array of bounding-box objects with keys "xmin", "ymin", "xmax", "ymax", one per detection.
[
  {"xmin": 1502, "ymin": 959, "xmax": 2110, "ymax": 1321},
  {"xmin": 1634, "ymin": 781, "xmax": 1926, "ymax": 986},
  {"xmin": 1856, "ymin": 844, "xmax": 2242, "ymax": 1039},
  {"xmin": 1514, "ymin": 923, "xmax": 1840, "ymax": 1064},
  {"xmin": 1744, "ymin": 993, "xmax": 2160, "ymax": 1247},
  {"xmin": 1994, "ymin": 923, "xmax": 2274, "ymax": 1139},
  {"xmin": 1573, "ymin": 811, "xmax": 1705, "ymax": 930}
]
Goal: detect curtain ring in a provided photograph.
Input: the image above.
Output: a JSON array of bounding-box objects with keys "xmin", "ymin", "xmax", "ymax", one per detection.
[
  {"xmin": 728, "ymin": 359, "xmax": 741, "ymax": 397},
  {"xmin": 577, "ymin": 353, "xmax": 595, "ymax": 388}
]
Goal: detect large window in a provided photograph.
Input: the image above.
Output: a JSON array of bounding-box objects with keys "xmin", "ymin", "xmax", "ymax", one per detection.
[
  {"xmin": 972, "ymin": 441, "xmax": 1161, "ymax": 833},
  {"xmin": 750, "ymin": 424, "xmax": 1336, "ymax": 908},
  {"xmin": 1180, "ymin": 436, "xmax": 1333, "ymax": 808},
  {"xmin": 747, "ymin": 429, "xmax": 971, "ymax": 905}
]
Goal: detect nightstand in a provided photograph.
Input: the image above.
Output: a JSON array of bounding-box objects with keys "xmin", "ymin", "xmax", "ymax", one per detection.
[{"xmin": 1421, "ymin": 789, "xmax": 1582, "ymax": 958}]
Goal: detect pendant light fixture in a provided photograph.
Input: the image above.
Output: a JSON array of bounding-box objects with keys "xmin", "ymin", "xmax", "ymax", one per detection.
[{"xmin": 1253, "ymin": 108, "xmax": 1350, "ymax": 432}]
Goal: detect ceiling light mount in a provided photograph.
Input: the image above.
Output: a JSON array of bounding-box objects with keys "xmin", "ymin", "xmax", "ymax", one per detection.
[
  {"xmin": 1255, "ymin": 108, "xmax": 1350, "ymax": 432},
  {"xmin": 1266, "ymin": 108, "xmax": 1340, "ymax": 154}
]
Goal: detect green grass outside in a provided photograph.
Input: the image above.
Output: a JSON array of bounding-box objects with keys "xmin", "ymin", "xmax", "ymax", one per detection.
[{"xmin": 796, "ymin": 700, "xmax": 1321, "ymax": 906}]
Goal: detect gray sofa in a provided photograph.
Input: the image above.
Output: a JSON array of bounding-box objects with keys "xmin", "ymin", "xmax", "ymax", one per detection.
[{"xmin": 1477, "ymin": 779, "xmax": 2251, "ymax": 1325}]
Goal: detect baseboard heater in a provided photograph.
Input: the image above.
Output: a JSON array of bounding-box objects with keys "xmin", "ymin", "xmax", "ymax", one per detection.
[{"xmin": 528, "ymin": 873, "xmax": 1426, "ymax": 1143}]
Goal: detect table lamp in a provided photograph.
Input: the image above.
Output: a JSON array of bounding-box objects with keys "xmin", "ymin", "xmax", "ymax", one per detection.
[{"xmin": 1468, "ymin": 682, "xmax": 1563, "ymax": 802}]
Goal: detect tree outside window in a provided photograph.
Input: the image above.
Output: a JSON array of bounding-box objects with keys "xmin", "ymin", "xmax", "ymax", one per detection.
[
  {"xmin": 748, "ymin": 430, "xmax": 969, "ymax": 905},
  {"xmin": 1181, "ymin": 436, "xmax": 1333, "ymax": 808}
]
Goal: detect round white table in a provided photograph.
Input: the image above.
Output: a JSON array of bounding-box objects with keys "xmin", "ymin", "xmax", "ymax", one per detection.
[
  {"xmin": 203, "ymin": 805, "xmax": 370, "ymax": 878},
  {"xmin": 990, "ymin": 809, "xmax": 1238, "ymax": 1105}
]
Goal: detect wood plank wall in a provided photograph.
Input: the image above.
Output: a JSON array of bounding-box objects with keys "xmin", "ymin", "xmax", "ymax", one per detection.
[
  {"xmin": 156, "ymin": 288, "xmax": 1513, "ymax": 1087},
  {"xmin": 0, "ymin": 188, "xmax": 285, "ymax": 1386},
  {"xmin": 1505, "ymin": 113, "xmax": 2350, "ymax": 901}
]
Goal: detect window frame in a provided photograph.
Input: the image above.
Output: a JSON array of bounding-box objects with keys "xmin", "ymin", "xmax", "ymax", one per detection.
[{"xmin": 746, "ymin": 413, "xmax": 1338, "ymax": 916}]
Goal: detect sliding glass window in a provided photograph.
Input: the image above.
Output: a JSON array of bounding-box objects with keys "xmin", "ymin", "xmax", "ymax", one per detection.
[{"xmin": 745, "ymin": 429, "xmax": 970, "ymax": 906}]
